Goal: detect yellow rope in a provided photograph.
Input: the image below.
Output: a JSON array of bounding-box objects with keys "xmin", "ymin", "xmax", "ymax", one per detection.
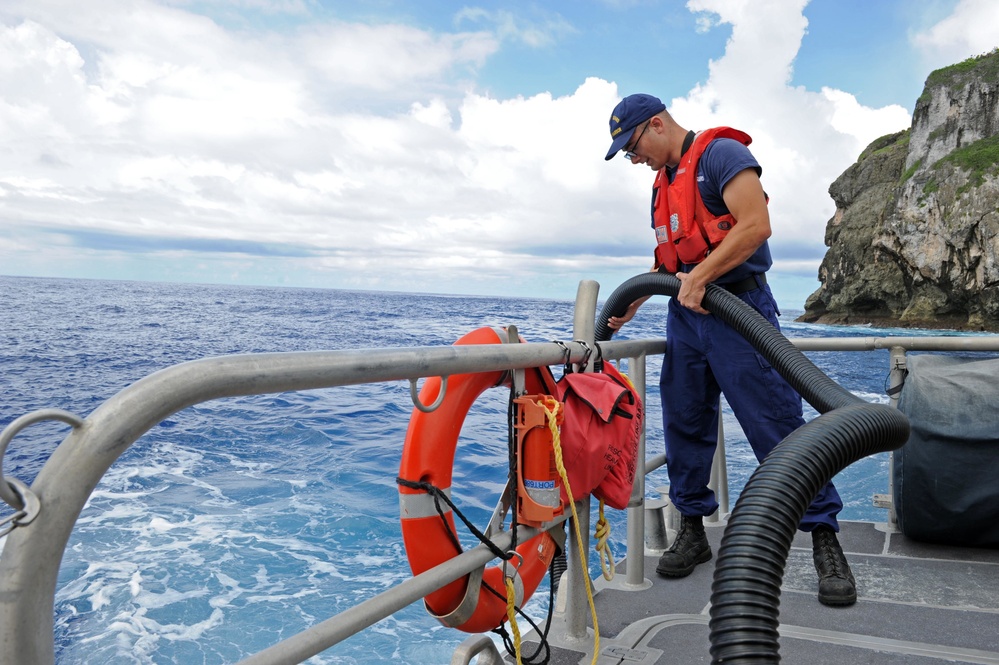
[
  {"xmin": 540, "ymin": 396, "xmax": 600, "ymax": 665},
  {"xmin": 594, "ymin": 500, "xmax": 616, "ymax": 581},
  {"xmin": 505, "ymin": 576, "xmax": 523, "ymax": 665},
  {"xmin": 618, "ymin": 365, "xmax": 636, "ymax": 390}
]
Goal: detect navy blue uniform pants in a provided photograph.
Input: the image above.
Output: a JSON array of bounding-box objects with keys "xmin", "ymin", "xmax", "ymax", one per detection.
[{"xmin": 660, "ymin": 284, "xmax": 843, "ymax": 532}]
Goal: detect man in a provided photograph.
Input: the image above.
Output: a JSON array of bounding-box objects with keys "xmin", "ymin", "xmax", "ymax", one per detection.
[{"xmin": 603, "ymin": 93, "xmax": 856, "ymax": 607}]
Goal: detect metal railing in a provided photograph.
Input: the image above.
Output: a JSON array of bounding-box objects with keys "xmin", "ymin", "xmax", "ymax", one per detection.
[
  {"xmin": 3, "ymin": 276, "xmax": 999, "ymax": 664},
  {"xmin": 0, "ymin": 280, "xmax": 659, "ymax": 664}
]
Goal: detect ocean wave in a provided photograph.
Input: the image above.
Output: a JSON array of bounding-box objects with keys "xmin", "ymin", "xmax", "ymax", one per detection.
[{"xmin": 3, "ymin": 275, "xmax": 986, "ymax": 664}]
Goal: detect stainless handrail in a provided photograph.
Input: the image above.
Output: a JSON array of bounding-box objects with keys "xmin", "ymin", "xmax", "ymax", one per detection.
[{"xmin": 0, "ymin": 334, "xmax": 664, "ymax": 665}]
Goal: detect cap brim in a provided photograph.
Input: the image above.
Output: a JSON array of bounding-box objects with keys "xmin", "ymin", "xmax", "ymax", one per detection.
[{"xmin": 605, "ymin": 132, "xmax": 631, "ymax": 160}]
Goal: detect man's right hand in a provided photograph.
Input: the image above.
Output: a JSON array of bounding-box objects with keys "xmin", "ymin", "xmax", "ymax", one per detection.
[{"xmin": 607, "ymin": 296, "xmax": 649, "ymax": 330}]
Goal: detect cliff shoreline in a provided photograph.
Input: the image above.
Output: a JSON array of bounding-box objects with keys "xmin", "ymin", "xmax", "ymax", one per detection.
[{"xmin": 798, "ymin": 49, "xmax": 999, "ymax": 332}]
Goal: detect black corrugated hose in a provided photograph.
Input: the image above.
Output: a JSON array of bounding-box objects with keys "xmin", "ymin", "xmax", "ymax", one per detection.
[{"xmin": 595, "ymin": 272, "xmax": 909, "ymax": 664}]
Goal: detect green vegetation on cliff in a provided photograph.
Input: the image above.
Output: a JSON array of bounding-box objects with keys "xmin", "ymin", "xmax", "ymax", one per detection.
[
  {"xmin": 901, "ymin": 158, "xmax": 922, "ymax": 183},
  {"xmin": 942, "ymin": 134, "xmax": 999, "ymax": 194},
  {"xmin": 918, "ymin": 48, "xmax": 999, "ymax": 105},
  {"xmin": 921, "ymin": 134, "xmax": 999, "ymax": 197},
  {"xmin": 859, "ymin": 130, "xmax": 909, "ymax": 162}
]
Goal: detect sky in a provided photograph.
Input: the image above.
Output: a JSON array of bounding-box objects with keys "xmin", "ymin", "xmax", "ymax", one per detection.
[{"xmin": 2, "ymin": 0, "xmax": 998, "ymax": 310}]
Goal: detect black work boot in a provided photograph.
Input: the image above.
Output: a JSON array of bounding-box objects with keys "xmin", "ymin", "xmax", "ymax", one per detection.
[
  {"xmin": 656, "ymin": 515, "xmax": 711, "ymax": 578},
  {"xmin": 812, "ymin": 526, "xmax": 857, "ymax": 606}
]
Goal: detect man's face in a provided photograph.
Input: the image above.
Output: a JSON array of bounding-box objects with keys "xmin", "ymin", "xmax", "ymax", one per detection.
[
  {"xmin": 622, "ymin": 121, "xmax": 649, "ymax": 161},
  {"xmin": 624, "ymin": 118, "xmax": 663, "ymax": 170}
]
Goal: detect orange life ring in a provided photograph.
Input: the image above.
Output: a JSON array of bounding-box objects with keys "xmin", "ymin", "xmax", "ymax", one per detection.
[{"xmin": 398, "ymin": 326, "xmax": 559, "ymax": 633}]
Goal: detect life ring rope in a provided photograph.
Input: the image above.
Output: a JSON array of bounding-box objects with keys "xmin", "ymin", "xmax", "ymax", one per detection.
[
  {"xmin": 396, "ymin": 476, "xmax": 514, "ymax": 564},
  {"xmin": 398, "ymin": 471, "xmax": 553, "ymax": 652}
]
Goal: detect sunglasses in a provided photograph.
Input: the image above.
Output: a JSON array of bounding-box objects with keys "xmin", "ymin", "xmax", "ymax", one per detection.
[{"xmin": 623, "ymin": 121, "xmax": 650, "ymax": 159}]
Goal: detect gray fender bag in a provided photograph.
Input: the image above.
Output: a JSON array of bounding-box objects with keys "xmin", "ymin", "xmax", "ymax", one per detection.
[{"xmin": 894, "ymin": 354, "xmax": 999, "ymax": 547}]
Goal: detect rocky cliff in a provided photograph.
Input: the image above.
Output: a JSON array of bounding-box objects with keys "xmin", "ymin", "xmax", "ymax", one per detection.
[{"xmin": 799, "ymin": 49, "xmax": 999, "ymax": 330}]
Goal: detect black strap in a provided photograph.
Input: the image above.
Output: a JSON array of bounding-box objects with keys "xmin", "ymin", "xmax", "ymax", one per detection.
[
  {"xmin": 680, "ymin": 129, "xmax": 696, "ymax": 157},
  {"xmin": 720, "ymin": 273, "xmax": 767, "ymax": 295},
  {"xmin": 885, "ymin": 369, "xmax": 908, "ymax": 396}
]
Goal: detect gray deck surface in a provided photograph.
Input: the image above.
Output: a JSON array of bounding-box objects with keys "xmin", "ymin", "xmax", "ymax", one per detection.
[{"xmin": 507, "ymin": 520, "xmax": 999, "ymax": 664}]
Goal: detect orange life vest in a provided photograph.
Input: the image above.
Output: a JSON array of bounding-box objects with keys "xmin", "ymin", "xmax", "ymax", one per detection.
[{"xmin": 652, "ymin": 127, "xmax": 753, "ymax": 273}]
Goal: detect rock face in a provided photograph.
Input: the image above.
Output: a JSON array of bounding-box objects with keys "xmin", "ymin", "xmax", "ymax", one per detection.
[{"xmin": 799, "ymin": 50, "xmax": 999, "ymax": 330}]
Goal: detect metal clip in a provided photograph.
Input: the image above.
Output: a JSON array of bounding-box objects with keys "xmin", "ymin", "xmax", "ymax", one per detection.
[
  {"xmin": 0, "ymin": 478, "xmax": 40, "ymax": 538},
  {"xmin": 0, "ymin": 408, "xmax": 83, "ymax": 510},
  {"xmin": 574, "ymin": 340, "xmax": 593, "ymax": 372},
  {"xmin": 502, "ymin": 549, "xmax": 524, "ymax": 579},
  {"xmin": 0, "ymin": 510, "xmax": 25, "ymax": 538},
  {"xmin": 409, "ymin": 376, "xmax": 448, "ymax": 413},
  {"xmin": 552, "ymin": 340, "xmax": 571, "ymax": 368}
]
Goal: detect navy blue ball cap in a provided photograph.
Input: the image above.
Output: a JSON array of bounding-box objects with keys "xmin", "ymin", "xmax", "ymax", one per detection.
[{"xmin": 605, "ymin": 93, "xmax": 666, "ymax": 160}]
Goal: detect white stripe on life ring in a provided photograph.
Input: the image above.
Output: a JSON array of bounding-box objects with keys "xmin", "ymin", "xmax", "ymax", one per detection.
[{"xmin": 399, "ymin": 487, "xmax": 452, "ymax": 520}]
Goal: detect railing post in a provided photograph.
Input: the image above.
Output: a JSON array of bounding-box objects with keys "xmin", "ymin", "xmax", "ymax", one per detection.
[
  {"xmin": 706, "ymin": 397, "xmax": 729, "ymax": 524},
  {"xmin": 625, "ymin": 353, "xmax": 650, "ymax": 587},
  {"xmin": 572, "ymin": 280, "xmax": 599, "ymax": 345},
  {"xmin": 884, "ymin": 346, "xmax": 908, "ymax": 529},
  {"xmin": 563, "ymin": 279, "xmax": 599, "ymax": 642}
]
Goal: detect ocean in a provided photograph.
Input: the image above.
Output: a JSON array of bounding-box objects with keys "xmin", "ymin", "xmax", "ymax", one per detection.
[{"xmin": 0, "ymin": 275, "xmax": 985, "ymax": 664}]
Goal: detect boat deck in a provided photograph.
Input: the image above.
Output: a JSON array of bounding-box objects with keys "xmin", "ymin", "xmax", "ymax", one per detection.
[{"xmin": 512, "ymin": 520, "xmax": 999, "ymax": 664}]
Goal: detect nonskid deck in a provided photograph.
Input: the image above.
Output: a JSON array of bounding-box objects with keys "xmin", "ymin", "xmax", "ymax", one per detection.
[{"xmin": 513, "ymin": 520, "xmax": 999, "ymax": 664}]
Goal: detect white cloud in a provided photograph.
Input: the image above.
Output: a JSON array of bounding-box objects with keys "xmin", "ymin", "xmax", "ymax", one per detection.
[
  {"xmin": 913, "ymin": 0, "xmax": 999, "ymax": 66},
  {"xmin": 299, "ymin": 22, "xmax": 498, "ymax": 92},
  {"xmin": 0, "ymin": 0, "xmax": 917, "ymax": 303},
  {"xmin": 674, "ymin": 0, "xmax": 910, "ymax": 258},
  {"xmin": 0, "ymin": 21, "xmax": 91, "ymax": 134},
  {"xmin": 454, "ymin": 7, "xmax": 576, "ymax": 48}
]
